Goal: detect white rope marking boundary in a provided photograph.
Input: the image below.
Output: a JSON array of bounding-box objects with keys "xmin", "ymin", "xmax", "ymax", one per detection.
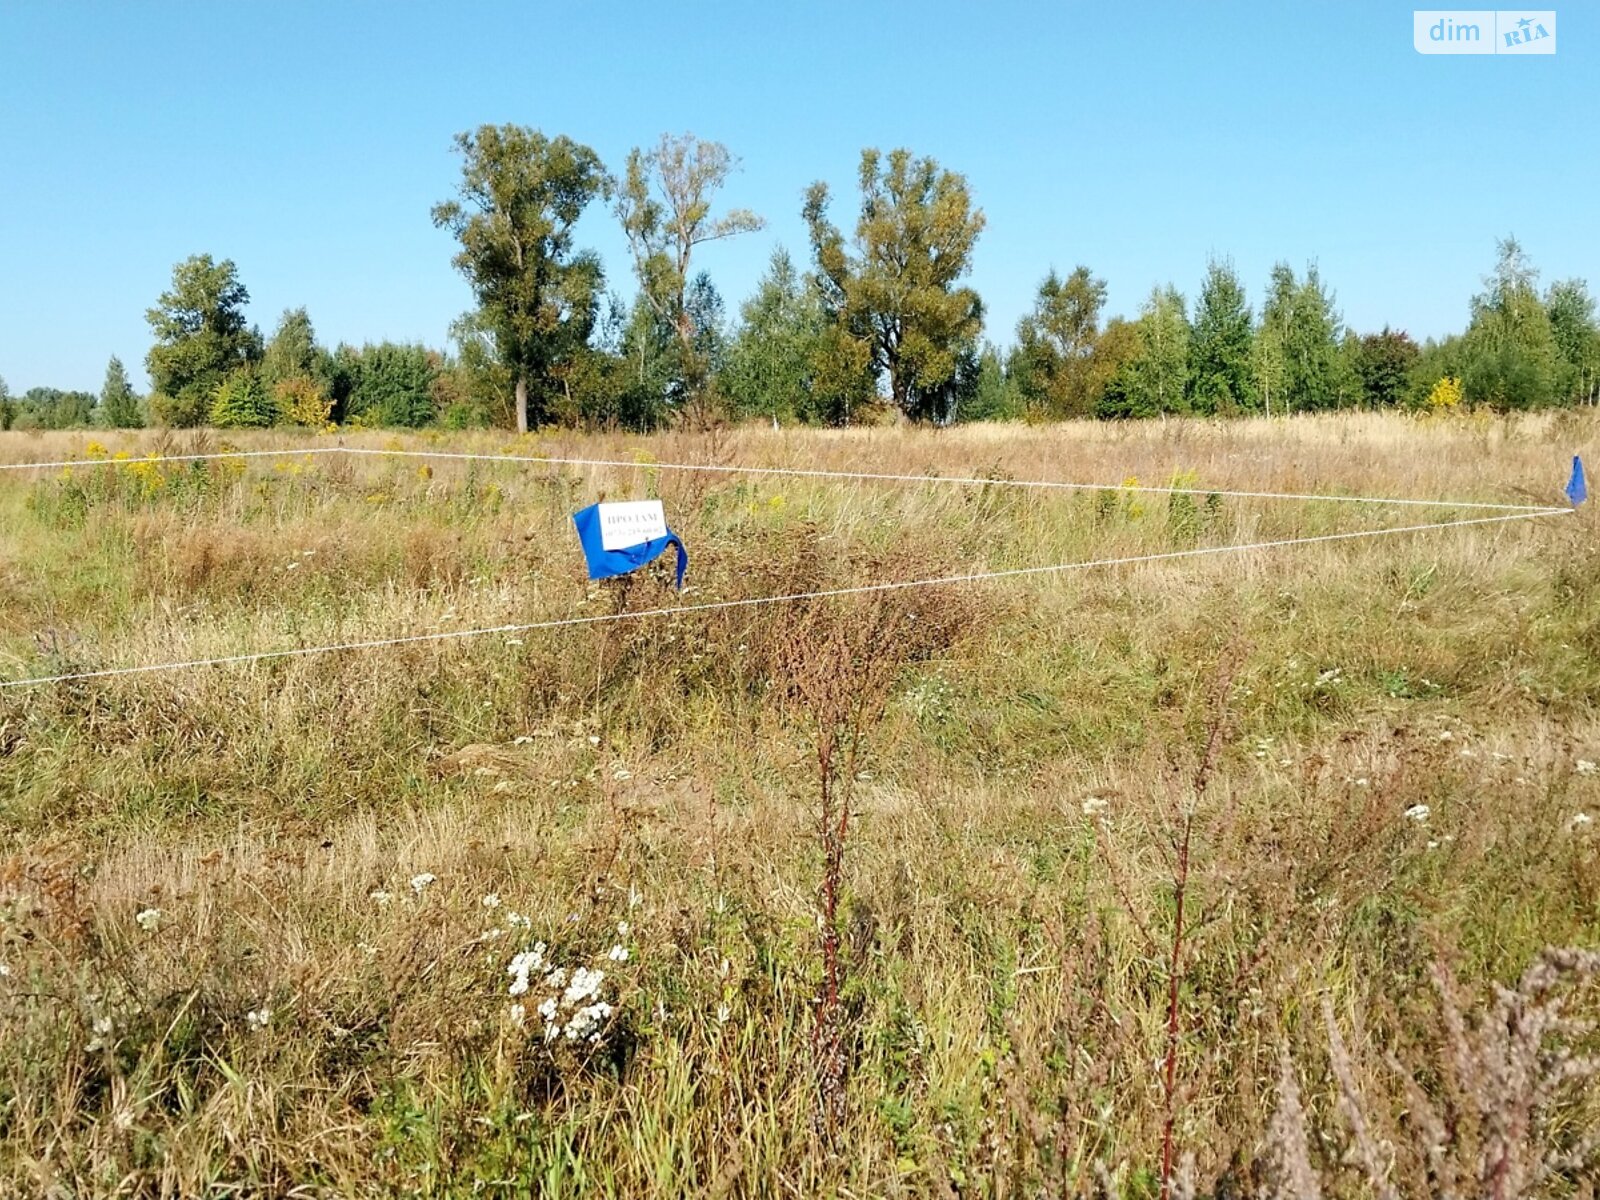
[
  {"xmin": 0, "ymin": 444, "xmax": 1560, "ymax": 512},
  {"xmin": 0, "ymin": 507, "xmax": 1570, "ymax": 690}
]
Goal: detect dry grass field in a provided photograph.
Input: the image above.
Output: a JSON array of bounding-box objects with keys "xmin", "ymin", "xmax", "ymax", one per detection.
[{"xmin": 2, "ymin": 412, "xmax": 1598, "ymax": 1197}]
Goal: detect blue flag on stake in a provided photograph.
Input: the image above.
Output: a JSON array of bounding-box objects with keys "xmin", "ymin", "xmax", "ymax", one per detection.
[
  {"xmin": 573, "ymin": 500, "xmax": 688, "ymax": 589},
  {"xmin": 1568, "ymin": 455, "xmax": 1588, "ymax": 507}
]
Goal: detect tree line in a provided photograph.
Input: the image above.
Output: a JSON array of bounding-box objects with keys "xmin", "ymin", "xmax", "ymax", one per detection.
[{"xmin": 2, "ymin": 125, "xmax": 1597, "ymax": 433}]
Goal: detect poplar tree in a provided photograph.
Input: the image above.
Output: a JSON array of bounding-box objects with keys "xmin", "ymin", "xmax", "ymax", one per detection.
[
  {"xmin": 616, "ymin": 133, "xmax": 763, "ymax": 425},
  {"xmin": 433, "ymin": 125, "xmax": 608, "ymax": 433},
  {"xmin": 804, "ymin": 148, "xmax": 985, "ymax": 422}
]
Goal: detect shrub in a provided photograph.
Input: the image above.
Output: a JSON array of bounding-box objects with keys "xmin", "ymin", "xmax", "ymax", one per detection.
[
  {"xmin": 1426, "ymin": 375, "xmax": 1465, "ymax": 412},
  {"xmin": 273, "ymin": 375, "xmax": 333, "ymax": 427},
  {"xmin": 346, "ymin": 343, "xmax": 438, "ymax": 428},
  {"xmin": 209, "ymin": 369, "xmax": 277, "ymax": 428}
]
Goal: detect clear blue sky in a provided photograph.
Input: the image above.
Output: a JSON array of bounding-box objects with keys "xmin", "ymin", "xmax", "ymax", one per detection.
[{"xmin": 2, "ymin": 1, "xmax": 1593, "ymax": 393}]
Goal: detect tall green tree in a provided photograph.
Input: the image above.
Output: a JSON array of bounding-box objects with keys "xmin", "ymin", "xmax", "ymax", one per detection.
[
  {"xmin": 1260, "ymin": 262, "xmax": 1344, "ymax": 412},
  {"xmin": 345, "ymin": 343, "xmax": 439, "ymax": 428},
  {"xmin": 684, "ymin": 272, "xmax": 729, "ymax": 391},
  {"xmin": 723, "ymin": 248, "xmax": 830, "ymax": 424},
  {"xmin": 99, "ymin": 355, "xmax": 142, "ymax": 427},
  {"xmin": 1461, "ymin": 237, "xmax": 1561, "ymax": 410},
  {"xmin": 610, "ymin": 294, "xmax": 679, "ymax": 431},
  {"xmin": 262, "ymin": 307, "xmax": 321, "ymax": 390},
  {"xmin": 960, "ymin": 344, "xmax": 1023, "ymax": 422},
  {"xmin": 804, "ymin": 148, "xmax": 986, "ymax": 422},
  {"xmin": 1352, "ymin": 328, "xmax": 1419, "ymax": 409},
  {"xmin": 1088, "ymin": 317, "xmax": 1145, "ymax": 419},
  {"xmin": 1014, "ymin": 266, "xmax": 1107, "ymax": 417},
  {"xmin": 432, "ymin": 125, "xmax": 608, "ymax": 433},
  {"xmin": 446, "ymin": 312, "xmax": 516, "ymax": 428},
  {"xmin": 1120, "ymin": 284, "xmax": 1191, "ymax": 417},
  {"xmin": 1190, "ymin": 258, "xmax": 1255, "ymax": 415},
  {"xmin": 16, "ymin": 387, "xmax": 96, "ymax": 429},
  {"xmin": 0, "ymin": 375, "xmax": 13, "ymax": 431},
  {"xmin": 615, "ymin": 133, "xmax": 764, "ymax": 425},
  {"xmin": 1546, "ymin": 278, "xmax": 1600, "ymax": 404},
  {"xmin": 1253, "ymin": 263, "xmax": 1296, "ymax": 416},
  {"xmin": 145, "ymin": 254, "xmax": 261, "ymax": 427}
]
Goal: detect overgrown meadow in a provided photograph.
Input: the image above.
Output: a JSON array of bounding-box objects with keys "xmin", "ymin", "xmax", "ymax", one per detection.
[{"xmin": 1, "ymin": 412, "xmax": 1598, "ymax": 1198}]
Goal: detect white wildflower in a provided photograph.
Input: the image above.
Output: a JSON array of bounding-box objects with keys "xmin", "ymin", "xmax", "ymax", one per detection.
[
  {"xmin": 617, "ymin": 921, "xmax": 630, "ymax": 938},
  {"xmin": 538, "ymin": 997, "xmax": 558, "ymax": 1022},
  {"xmin": 562, "ymin": 966, "xmax": 605, "ymax": 1007},
  {"xmin": 564, "ymin": 1001, "xmax": 613, "ymax": 1040},
  {"xmin": 587, "ymin": 735, "xmax": 600, "ymax": 746},
  {"xmin": 246, "ymin": 1008, "xmax": 272, "ymax": 1031},
  {"xmin": 370, "ymin": 889, "xmax": 393, "ymax": 906},
  {"xmin": 608, "ymin": 944, "xmax": 629, "ymax": 963},
  {"xmin": 0, "ymin": 963, "xmax": 10, "ymax": 977},
  {"xmin": 135, "ymin": 908, "xmax": 162, "ymax": 932},
  {"xmin": 508, "ymin": 1003, "xmax": 526, "ymax": 1026},
  {"xmin": 1404, "ymin": 804, "xmax": 1431, "ymax": 823},
  {"xmin": 481, "ymin": 893, "xmax": 501, "ymax": 910},
  {"xmin": 543, "ymin": 966, "xmax": 568, "ymax": 990},
  {"xmin": 1577, "ymin": 760, "xmax": 1597, "ymax": 776},
  {"xmin": 1570, "ymin": 813, "xmax": 1593, "ymax": 831},
  {"xmin": 1081, "ymin": 796, "xmax": 1109, "ymax": 817},
  {"xmin": 507, "ymin": 944, "xmax": 547, "ymax": 996},
  {"xmin": 409, "ymin": 873, "xmax": 437, "ymax": 895},
  {"xmin": 507, "ymin": 911, "xmax": 532, "ymax": 929},
  {"xmin": 87, "ymin": 1016, "xmax": 113, "ymax": 1052}
]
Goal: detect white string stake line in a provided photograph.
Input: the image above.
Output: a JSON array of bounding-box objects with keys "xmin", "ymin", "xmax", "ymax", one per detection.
[
  {"xmin": 0, "ymin": 448, "xmax": 323, "ymax": 473},
  {"xmin": 0, "ymin": 506, "xmax": 1570, "ymax": 690},
  {"xmin": 0, "ymin": 444, "xmax": 1559, "ymax": 512}
]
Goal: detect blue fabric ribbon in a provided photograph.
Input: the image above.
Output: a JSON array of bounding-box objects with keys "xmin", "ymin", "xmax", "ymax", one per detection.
[
  {"xmin": 572, "ymin": 504, "xmax": 688, "ymax": 589},
  {"xmin": 1567, "ymin": 455, "xmax": 1588, "ymax": 507}
]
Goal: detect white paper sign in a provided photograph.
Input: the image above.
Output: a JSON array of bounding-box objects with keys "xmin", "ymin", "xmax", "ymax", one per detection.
[{"xmin": 597, "ymin": 500, "xmax": 668, "ymax": 551}]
